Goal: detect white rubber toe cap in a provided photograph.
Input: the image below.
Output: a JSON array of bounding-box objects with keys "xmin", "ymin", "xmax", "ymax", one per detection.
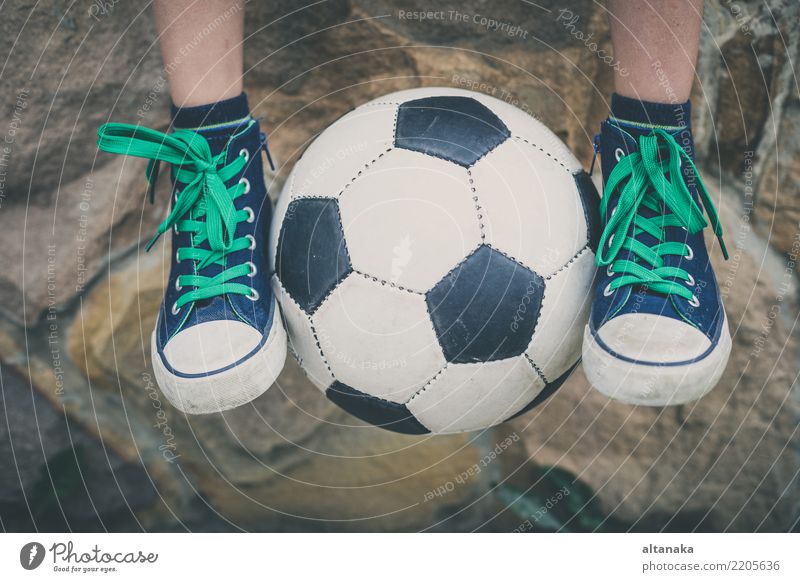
[
  {"xmin": 162, "ymin": 320, "xmax": 262, "ymax": 375},
  {"xmin": 596, "ymin": 313, "xmax": 711, "ymax": 364},
  {"xmin": 583, "ymin": 313, "xmax": 731, "ymax": 406},
  {"xmin": 152, "ymin": 305, "xmax": 288, "ymax": 414}
]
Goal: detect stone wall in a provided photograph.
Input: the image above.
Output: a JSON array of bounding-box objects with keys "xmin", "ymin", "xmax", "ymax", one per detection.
[{"xmin": 0, "ymin": 0, "xmax": 798, "ymax": 531}]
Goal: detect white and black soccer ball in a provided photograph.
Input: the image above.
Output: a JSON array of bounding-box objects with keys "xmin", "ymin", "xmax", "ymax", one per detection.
[{"xmin": 270, "ymin": 87, "xmax": 599, "ymax": 434}]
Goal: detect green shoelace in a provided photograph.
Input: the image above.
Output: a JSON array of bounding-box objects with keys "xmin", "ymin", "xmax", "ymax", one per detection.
[
  {"xmin": 97, "ymin": 122, "xmax": 257, "ymax": 312},
  {"xmin": 596, "ymin": 129, "xmax": 728, "ymax": 301}
]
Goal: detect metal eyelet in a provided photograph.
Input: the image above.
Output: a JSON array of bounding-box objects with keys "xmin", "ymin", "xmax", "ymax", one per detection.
[
  {"xmin": 246, "ymin": 234, "xmax": 256, "ymax": 250},
  {"xmin": 603, "ymin": 283, "xmax": 614, "ymax": 297},
  {"xmin": 240, "ymin": 177, "xmax": 251, "ymax": 194},
  {"xmin": 607, "ymin": 266, "xmax": 615, "ymax": 277},
  {"xmin": 247, "ymin": 289, "xmax": 260, "ymax": 301},
  {"xmin": 239, "ymin": 148, "xmax": 249, "ymax": 162},
  {"xmin": 684, "ymin": 245, "xmax": 694, "ymax": 260},
  {"xmin": 175, "ymin": 279, "xmax": 183, "ymax": 292},
  {"xmin": 686, "ymin": 274, "xmax": 695, "ymax": 286},
  {"xmin": 688, "ymin": 294, "xmax": 700, "ymax": 308},
  {"xmin": 615, "ymin": 147, "xmax": 625, "ymax": 161},
  {"xmin": 246, "ymin": 261, "xmax": 257, "ymax": 277},
  {"xmin": 175, "ymin": 250, "xmax": 181, "ymax": 263},
  {"xmin": 244, "ymin": 206, "xmax": 255, "ymax": 223},
  {"xmin": 173, "ymin": 224, "xmax": 179, "ymax": 235},
  {"xmin": 171, "ymin": 302, "xmax": 181, "ymax": 315}
]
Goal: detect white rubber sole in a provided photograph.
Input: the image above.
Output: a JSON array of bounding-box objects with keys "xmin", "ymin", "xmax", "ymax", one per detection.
[
  {"xmin": 582, "ymin": 316, "xmax": 732, "ymax": 406},
  {"xmin": 151, "ymin": 310, "xmax": 287, "ymax": 414}
]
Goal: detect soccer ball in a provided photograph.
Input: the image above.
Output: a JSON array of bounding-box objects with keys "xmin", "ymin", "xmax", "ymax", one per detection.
[{"xmin": 270, "ymin": 87, "xmax": 599, "ymax": 434}]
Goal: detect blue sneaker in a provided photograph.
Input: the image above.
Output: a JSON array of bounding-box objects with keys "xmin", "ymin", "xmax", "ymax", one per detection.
[
  {"xmin": 97, "ymin": 98, "xmax": 286, "ymax": 414},
  {"xmin": 582, "ymin": 96, "xmax": 731, "ymax": 406}
]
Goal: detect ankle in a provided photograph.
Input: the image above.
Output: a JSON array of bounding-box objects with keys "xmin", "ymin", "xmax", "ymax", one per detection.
[
  {"xmin": 171, "ymin": 92, "xmax": 251, "ymax": 132},
  {"xmin": 609, "ymin": 93, "xmax": 691, "ymax": 130}
]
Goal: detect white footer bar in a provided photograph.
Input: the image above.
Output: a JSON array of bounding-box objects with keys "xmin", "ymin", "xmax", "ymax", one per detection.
[{"xmin": 1, "ymin": 533, "xmax": 796, "ymax": 580}]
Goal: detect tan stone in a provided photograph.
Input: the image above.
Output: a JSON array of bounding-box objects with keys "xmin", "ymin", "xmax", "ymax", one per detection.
[{"xmin": 755, "ymin": 102, "xmax": 800, "ymax": 266}]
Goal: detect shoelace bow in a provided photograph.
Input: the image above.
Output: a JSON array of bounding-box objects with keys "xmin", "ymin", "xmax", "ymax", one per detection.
[
  {"xmin": 97, "ymin": 122, "xmax": 256, "ymax": 312},
  {"xmin": 596, "ymin": 129, "xmax": 728, "ymax": 301}
]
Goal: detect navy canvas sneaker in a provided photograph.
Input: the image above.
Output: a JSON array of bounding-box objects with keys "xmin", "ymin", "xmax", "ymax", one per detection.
[
  {"xmin": 97, "ymin": 93, "xmax": 286, "ymax": 414},
  {"xmin": 582, "ymin": 94, "xmax": 731, "ymax": 406}
]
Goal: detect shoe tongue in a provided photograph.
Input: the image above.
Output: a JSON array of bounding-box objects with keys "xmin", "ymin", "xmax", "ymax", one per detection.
[
  {"xmin": 600, "ymin": 97, "xmax": 702, "ymax": 317},
  {"xmin": 170, "ymin": 92, "xmax": 252, "ymax": 155},
  {"xmin": 599, "ymin": 117, "xmax": 699, "ymax": 316},
  {"xmin": 600, "ymin": 114, "xmax": 699, "ymax": 209},
  {"xmin": 175, "ymin": 121, "xmax": 253, "ymax": 285},
  {"xmin": 614, "ymin": 119, "xmax": 695, "ymax": 160},
  {"xmin": 194, "ymin": 121, "xmax": 251, "ymax": 156},
  {"xmin": 602, "ymin": 117, "xmax": 695, "ymax": 160},
  {"xmin": 608, "ymin": 93, "xmax": 693, "ymax": 151}
]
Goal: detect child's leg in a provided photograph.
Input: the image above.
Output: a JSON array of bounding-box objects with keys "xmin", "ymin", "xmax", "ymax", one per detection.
[
  {"xmin": 97, "ymin": 0, "xmax": 287, "ymax": 414},
  {"xmin": 581, "ymin": 1, "xmax": 730, "ymax": 406},
  {"xmin": 607, "ymin": 0, "xmax": 703, "ymax": 103},
  {"xmin": 153, "ymin": 0, "xmax": 244, "ymax": 107}
]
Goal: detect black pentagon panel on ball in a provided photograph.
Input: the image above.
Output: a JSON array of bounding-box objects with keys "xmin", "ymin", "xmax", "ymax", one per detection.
[
  {"xmin": 275, "ymin": 197, "xmax": 351, "ymax": 313},
  {"xmin": 395, "ymin": 96, "xmax": 511, "ymax": 167},
  {"xmin": 326, "ymin": 382, "xmax": 430, "ymax": 435},
  {"xmin": 426, "ymin": 245, "xmax": 544, "ymax": 364},
  {"xmin": 574, "ymin": 170, "xmax": 601, "ymax": 252}
]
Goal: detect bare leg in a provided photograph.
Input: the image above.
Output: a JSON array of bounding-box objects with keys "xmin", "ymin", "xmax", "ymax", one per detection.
[
  {"xmin": 607, "ymin": 0, "xmax": 703, "ymax": 103},
  {"xmin": 153, "ymin": 0, "xmax": 244, "ymax": 107}
]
